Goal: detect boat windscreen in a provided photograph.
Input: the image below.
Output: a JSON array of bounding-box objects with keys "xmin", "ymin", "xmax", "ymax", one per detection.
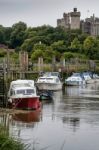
[
  {"xmin": 12, "ymin": 83, "xmax": 31, "ymax": 88},
  {"xmin": 39, "ymin": 78, "xmax": 53, "ymax": 80},
  {"xmin": 16, "ymin": 89, "xmax": 35, "ymax": 95},
  {"xmin": 26, "ymin": 89, "xmax": 34, "ymax": 94},
  {"xmin": 17, "ymin": 89, "xmax": 25, "ymax": 94}
]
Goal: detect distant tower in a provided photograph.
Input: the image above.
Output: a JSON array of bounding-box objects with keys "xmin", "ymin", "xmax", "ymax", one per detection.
[
  {"xmin": 70, "ymin": 8, "xmax": 81, "ymax": 29},
  {"xmin": 57, "ymin": 13, "xmax": 70, "ymax": 28},
  {"xmin": 63, "ymin": 13, "xmax": 70, "ymax": 28}
]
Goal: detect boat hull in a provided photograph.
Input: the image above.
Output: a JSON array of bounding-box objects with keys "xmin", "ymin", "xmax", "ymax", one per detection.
[
  {"xmin": 10, "ymin": 97, "xmax": 41, "ymax": 110},
  {"xmin": 65, "ymin": 80, "xmax": 86, "ymax": 86},
  {"xmin": 36, "ymin": 83, "xmax": 62, "ymax": 91},
  {"xmin": 86, "ymin": 79, "xmax": 95, "ymax": 84}
]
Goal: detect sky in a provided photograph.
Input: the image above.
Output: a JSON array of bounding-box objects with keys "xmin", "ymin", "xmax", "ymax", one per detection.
[{"xmin": 0, "ymin": 0, "xmax": 99, "ymax": 27}]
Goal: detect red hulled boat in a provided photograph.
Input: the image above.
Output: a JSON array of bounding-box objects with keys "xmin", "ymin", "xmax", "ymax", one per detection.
[{"xmin": 8, "ymin": 80, "xmax": 41, "ymax": 110}]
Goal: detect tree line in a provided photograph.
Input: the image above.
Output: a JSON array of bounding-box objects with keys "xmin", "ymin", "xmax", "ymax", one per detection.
[{"xmin": 0, "ymin": 21, "xmax": 99, "ymax": 62}]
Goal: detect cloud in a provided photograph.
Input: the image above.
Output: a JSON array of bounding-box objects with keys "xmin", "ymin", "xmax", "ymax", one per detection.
[{"xmin": 0, "ymin": 0, "xmax": 99, "ymax": 27}]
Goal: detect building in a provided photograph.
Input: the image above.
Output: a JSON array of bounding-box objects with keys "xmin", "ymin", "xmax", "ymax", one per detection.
[
  {"xmin": 70, "ymin": 8, "xmax": 81, "ymax": 29},
  {"xmin": 57, "ymin": 8, "xmax": 81, "ymax": 30},
  {"xmin": 81, "ymin": 14, "xmax": 99, "ymax": 36},
  {"xmin": 57, "ymin": 13, "xmax": 70, "ymax": 29},
  {"xmin": 57, "ymin": 8, "xmax": 99, "ymax": 36}
]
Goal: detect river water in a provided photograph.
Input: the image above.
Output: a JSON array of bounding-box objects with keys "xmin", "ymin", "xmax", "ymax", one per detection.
[{"xmin": 1, "ymin": 83, "xmax": 99, "ymax": 150}]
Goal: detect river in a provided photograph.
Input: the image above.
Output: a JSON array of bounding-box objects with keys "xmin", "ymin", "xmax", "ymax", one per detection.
[{"xmin": 1, "ymin": 83, "xmax": 99, "ymax": 150}]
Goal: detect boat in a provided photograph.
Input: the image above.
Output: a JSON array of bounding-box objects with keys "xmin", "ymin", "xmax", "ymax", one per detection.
[
  {"xmin": 36, "ymin": 74, "xmax": 62, "ymax": 91},
  {"xmin": 39, "ymin": 90, "xmax": 53, "ymax": 101},
  {"xmin": 8, "ymin": 80, "xmax": 41, "ymax": 110},
  {"xmin": 82, "ymin": 72, "xmax": 95, "ymax": 84},
  {"xmin": 93, "ymin": 73, "xmax": 99, "ymax": 82},
  {"xmin": 65, "ymin": 73, "xmax": 86, "ymax": 86}
]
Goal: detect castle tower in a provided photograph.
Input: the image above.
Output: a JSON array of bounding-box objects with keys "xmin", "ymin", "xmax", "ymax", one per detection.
[
  {"xmin": 57, "ymin": 13, "xmax": 70, "ymax": 28},
  {"xmin": 63, "ymin": 13, "xmax": 70, "ymax": 28},
  {"xmin": 70, "ymin": 8, "xmax": 81, "ymax": 29}
]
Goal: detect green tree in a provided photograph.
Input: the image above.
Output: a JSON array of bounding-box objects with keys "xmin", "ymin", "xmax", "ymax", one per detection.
[
  {"xmin": 33, "ymin": 42, "xmax": 46, "ymax": 51},
  {"xmin": 31, "ymin": 49, "xmax": 44, "ymax": 61},
  {"xmin": 31, "ymin": 42, "xmax": 46, "ymax": 61},
  {"xmin": 0, "ymin": 25, "xmax": 5, "ymax": 43},
  {"xmin": 64, "ymin": 52, "xmax": 74, "ymax": 60},
  {"xmin": 83, "ymin": 36, "xmax": 97, "ymax": 58},
  {"xmin": 21, "ymin": 39, "xmax": 34, "ymax": 52},
  {"xmin": 51, "ymin": 40, "xmax": 66, "ymax": 52},
  {"xmin": 10, "ymin": 22, "xmax": 27, "ymax": 48},
  {"xmin": 70, "ymin": 37, "xmax": 82, "ymax": 52},
  {"xmin": 44, "ymin": 46, "xmax": 55, "ymax": 63},
  {"xmin": 4, "ymin": 27, "xmax": 12, "ymax": 46}
]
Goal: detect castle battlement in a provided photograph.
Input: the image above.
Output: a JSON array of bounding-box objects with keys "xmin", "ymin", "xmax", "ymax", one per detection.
[{"xmin": 57, "ymin": 8, "xmax": 80, "ymax": 30}]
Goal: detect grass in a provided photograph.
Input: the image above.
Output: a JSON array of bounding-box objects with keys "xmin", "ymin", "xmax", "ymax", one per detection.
[{"xmin": 0, "ymin": 125, "xmax": 25, "ymax": 150}]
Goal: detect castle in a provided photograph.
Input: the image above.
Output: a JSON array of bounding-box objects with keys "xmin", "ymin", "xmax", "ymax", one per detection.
[{"xmin": 57, "ymin": 8, "xmax": 99, "ymax": 36}]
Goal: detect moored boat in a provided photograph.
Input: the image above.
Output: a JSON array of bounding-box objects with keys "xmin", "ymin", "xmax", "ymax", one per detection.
[
  {"xmin": 36, "ymin": 75, "xmax": 62, "ymax": 91},
  {"xmin": 65, "ymin": 73, "xmax": 86, "ymax": 86},
  {"xmin": 8, "ymin": 80, "xmax": 41, "ymax": 110},
  {"xmin": 39, "ymin": 90, "xmax": 53, "ymax": 101},
  {"xmin": 82, "ymin": 72, "xmax": 95, "ymax": 84}
]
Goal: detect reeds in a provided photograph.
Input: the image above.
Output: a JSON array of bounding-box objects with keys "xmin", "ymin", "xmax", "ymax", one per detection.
[{"xmin": 0, "ymin": 125, "xmax": 25, "ymax": 150}]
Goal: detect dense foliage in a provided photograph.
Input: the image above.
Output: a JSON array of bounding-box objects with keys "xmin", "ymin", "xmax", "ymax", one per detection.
[{"xmin": 0, "ymin": 21, "xmax": 99, "ymax": 61}]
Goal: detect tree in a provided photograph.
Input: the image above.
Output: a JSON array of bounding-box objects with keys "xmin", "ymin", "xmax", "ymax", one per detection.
[
  {"xmin": 63, "ymin": 52, "xmax": 74, "ymax": 60},
  {"xmin": 31, "ymin": 43, "xmax": 46, "ymax": 62},
  {"xmin": 31, "ymin": 49, "xmax": 44, "ymax": 62},
  {"xmin": 21, "ymin": 39, "xmax": 34, "ymax": 52},
  {"xmin": 0, "ymin": 25, "xmax": 5, "ymax": 43},
  {"xmin": 51, "ymin": 40, "xmax": 66, "ymax": 53},
  {"xmin": 83, "ymin": 36, "xmax": 97, "ymax": 58},
  {"xmin": 4, "ymin": 27, "xmax": 12, "ymax": 46},
  {"xmin": 44, "ymin": 46, "xmax": 55, "ymax": 63},
  {"xmin": 33, "ymin": 42, "xmax": 46, "ymax": 51},
  {"xmin": 12, "ymin": 21, "xmax": 27, "ymax": 31},
  {"xmin": 10, "ymin": 22, "xmax": 27, "ymax": 48},
  {"xmin": 70, "ymin": 38, "xmax": 81, "ymax": 51}
]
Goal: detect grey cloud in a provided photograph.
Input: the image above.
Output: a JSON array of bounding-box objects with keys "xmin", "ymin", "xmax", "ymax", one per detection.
[{"xmin": 0, "ymin": 0, "xmax": 99, "ymax": 27}]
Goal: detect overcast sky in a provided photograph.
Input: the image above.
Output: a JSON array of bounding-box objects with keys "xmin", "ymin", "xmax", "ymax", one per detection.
[{"xmin": 0, "ymin": 0, "xmax": 99, "ymax": 27}]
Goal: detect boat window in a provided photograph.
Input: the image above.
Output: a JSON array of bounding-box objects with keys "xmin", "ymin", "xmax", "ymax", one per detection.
[
  {"xmin": 17, "ymin": 90, "xmax": 25, "ymax": 95},
  {"xmin": 51, "ymin": 72, "xmax": 59, "ymax": 76},
  {"xmin": 12, "ymin": 83, "xmax": 30, "ymax": 88},
  {"xmin": 39, "ymin": 78, "xmax": 53, "ymax": 80},
  {"xmin": 39, "ymin": 78, "xmax": 46, "ymax": 80},
  {"xmin": 26, "ymin": 89, "xmax": 34, "ymax": 94},
  {"xmin": 72, "ymin": 73, "xmax": 81, "ymax": 77},
  {"xmin": 47, "ymin": 78, "xmax": 53, "ymax": 80}
]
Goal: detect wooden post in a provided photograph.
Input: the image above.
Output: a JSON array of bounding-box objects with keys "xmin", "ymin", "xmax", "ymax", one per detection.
[
  {"xmin": 19, "ymin": 51, "xmax": 28, "ymax": 79},
  {"xmin": 52, "ymin": 56, "xmax": 56, "ymax": 71},
  {"xmin": 38, "ymin": 57, "xmax": 43, "ymax": 72}
]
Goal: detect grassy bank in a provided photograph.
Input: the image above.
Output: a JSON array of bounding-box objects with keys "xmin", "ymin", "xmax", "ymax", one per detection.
[{"xmin": 0, "ymin": 125, "xmax": 25, "ymax": 150}]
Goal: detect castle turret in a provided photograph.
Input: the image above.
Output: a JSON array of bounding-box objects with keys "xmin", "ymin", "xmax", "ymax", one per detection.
[{"xmin": 70, "ymin": 8, "xmax": 81, "ymax": 29}]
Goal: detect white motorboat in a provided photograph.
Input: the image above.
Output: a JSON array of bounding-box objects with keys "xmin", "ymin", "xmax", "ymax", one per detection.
[
  {"xmin": 65, "ymin": 73, "xmax": 86, "ymax": 86},
  {"xmin": 8, "ymin": 80, "xmax": 41, "ymax": 110},
  {"xmin": 36, "ymin": 75, "xmax": 62, "ymax": 91},
  {"xmin": 82, "ymin": 72, "xmax": 95, "ymax": 84}
]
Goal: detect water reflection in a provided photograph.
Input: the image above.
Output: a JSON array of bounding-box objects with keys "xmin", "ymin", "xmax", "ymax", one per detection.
[
  {"xmin": 12, "ymin": 110, "xmax": 41, "ymax": 123},
  {"xmin": 1, "ymin": 83, "xmax": 99, "ymax": 149}
]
